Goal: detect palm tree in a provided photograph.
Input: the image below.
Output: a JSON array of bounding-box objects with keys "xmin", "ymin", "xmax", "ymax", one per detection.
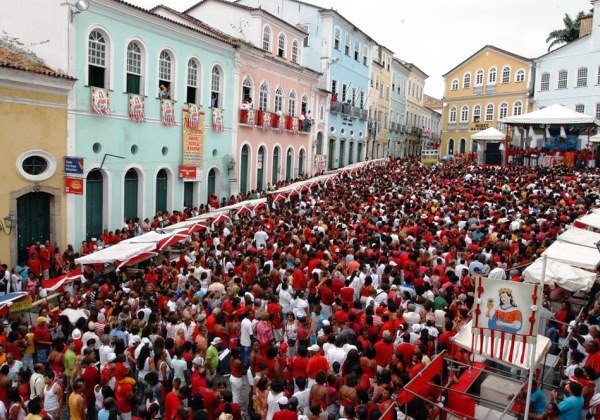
[{"xmin": 546, "ymin": 11, "xmax": 587, "ymax": 51}]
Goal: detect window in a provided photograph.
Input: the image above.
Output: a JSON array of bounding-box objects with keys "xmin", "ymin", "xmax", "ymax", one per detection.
[
  {"xmin": 513, "ymin": 101, "xmax": 522, "ymax": 116},
  {"xmin": 126, "ymin": 41, "xmax": 142, "ymax": 94},
  {"xmin": 274, "ymin": 86, "xmax": 283, "ymax": 113},
  {"xmin": 88, "ymin": 30, "xmax": 107, "ymax": 88},
  {"xmin": 488, "ymin": 67, "xmax": 497, "ymax": 84},
  {"xmin": 463, "ymin": 72, "xmax": 471, "ymax": 88},
  {"xmin": 22, "ymin": 155, "xmax": 48, "ymax": 176},
  {"xmin": 291, "ymin": 40, "xmax": 299, "ymax": 64},
  {"xmin": 158, "ymin": 50, "xmax": 173, "ymax": 98},
  {"xmin": 540, "ymin": 73, "xmax": 550, "ymax": 91},
  {"xmin": 485, "ymin": 104, "xmax": 494, "ymax": 121},
  {"xmin": 596, "ymin": 103, "xmax": 600, "ymax": 119},
  {"xmin": 241, "ymin": 77, "xmax": 252, "ymax": 104},
  {"xmin": 502, "ymin": 66, "xmax": 511, "ymax": 84},
  {"xmin": 354, "ymin": 41, "xmax": 360, "ymax": 61},
  {"xmin": 352, "ymin": 88, "xmax": 357, "ymax": 106},
  {"xmin": 451, "ymin": 79, "xmax": 459, "ymax": 91},
  {"xmin": 259, "ymin": 83, "xmax": 268, "ymax": 111},
  {"xmin": 331, "ymin": 80, "xmax": 338, "ymax": 97},
  {"xmin": 341, "ymin": 83, "xmax": 348, "ymax": 102},
  {"xmin": 597, "ymin": 67, "xmax": 600, "ymax": 84},
  {"xmin": 363, "ymin": 46, "xmax": 368, "ymax": 65},
  {"xmin": 277, "ymin": 33, "xmax": 286, "ymax": 58},
  {"xmin": 577, "ymin": 67, "xmax": 588, "ymax": 87},
  {"xmin": 575, "ymin": 104, "xmax": 585, "ymax": 113},
  {"xmin": 558, "ymin": 70, "xmax": 568, "ymax": 89},
  {"xmin": 459, "ymin": 139, "xmax": 466, "ymax": 154},
  {"xmin": 301, "ymin": 95, "xmax": 308, "ymax": 114},
  {"xmin": 499, "ymin": 102, "xmax": 508, "ymax": 119},
  {"xmin": 210, "ymin": 66, "xmax": 221, "ymax": 108},
  {"xmin": 334, "ymin": 28, "xmax": 341, "ymax": 50},
  {"xmin": 344, "ymin": 33, "xmax": 351, "ymax": 56},
  {"xmin": 515, "ymin": 69, "xmax": 525, "ymax": 82},
  {"xmin": 449, "ymin": 106, "xmax": 457, "ymax": 123},
  {"xmin": 288, "ymin": 91, "xmax": 296, "ymax": 116},
  {"xmin": 186, "ymin": 59, "xmax": 199, "ymax": 104},
  {"xmin": 262, "ymin": 26, "xmax": 271, "ymax": 52},
  {"xmin": 473, "ymin": 105, "xmax": 481, "ymax": 122},
  {"xmin": 460, "ymin": 106, "xmax": 469, "ymax": 122},
  {"xmin": 448, "ymin": 139, "xmax": 454, "ymax": 154},
  {"xmin": 359, "ymin": 91, "xmax": 365, "ymax": 108},
  {"xmin": 475, "ymin": 69, "xmax": 484, "ymax": 86}
]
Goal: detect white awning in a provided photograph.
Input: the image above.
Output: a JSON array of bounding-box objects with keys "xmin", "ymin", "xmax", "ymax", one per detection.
[
  {"xmin": 501, "ymin": 104, "xmax": 596, "ymax": 125},
  {"xmin": 542, "ymin": 240, "xmax": 600, "ymax": 270},
  {"xmin": 522, "ymin": 257, "xmax": 596, "ymax": 292},
  {"xmin": 558, "ymin": 227, "xmax": 600, "ymax": 249},
  {"xmin": 576, "ymin": 212, "xmax": 600, "ymax": 230},
  {"xmin": 74, "ymin": 242, "xmax": 156, "ymax": 265},
  {"xmin": 471, "ymin": 127, "xmax": 506, "ymax": 141}
]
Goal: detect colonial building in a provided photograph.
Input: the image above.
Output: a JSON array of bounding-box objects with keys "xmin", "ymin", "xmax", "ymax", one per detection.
[
  {"xmin": 423, "ymin": 95, "xmax": 443, "ymax": 150},
  {"xmin": 176, "ymin": 0, "xmax": 320, "ymax": 194},
  {"xmin": 367, "ymin": 44, "xmax": 394, "ymax": 159},
  {"xmin": 0, "ymin": 44, "xmax": 75, "ymax": 264},
  {"xmin": 237, "ymin": 0, "xmax": 374, "ymax": 170},
  {"xmin": 441, "ymin": 45, "xmax": 533, "ymax": 163},
  {"xmin": 404, "ymin": 63, "xmax": 428, "ymax": 157},
  {"xmin": 390, "ymin": 58, "xmax": 411, "ymax": 158},
  {"xmin": 534, "ymin": 2, "xmax": 600, "ymax": 148}
]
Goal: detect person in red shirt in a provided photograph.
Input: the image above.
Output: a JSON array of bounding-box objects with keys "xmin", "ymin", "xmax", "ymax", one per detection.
[
  {"xmin": 267, "ymin": 296, "xmax": 283, "ymax": 341},
  {"xmin": 305, "ymin": 345, "xmax": 330, "ymax": 387},
  {"xmin": 28, "ymin": 253, "xmax": 42, "ymax": 279},
  {"xmin": 373, "ymin": 331, "xmax": 394, "ymax": 371},
  {"xmin": 318, "ymin": 279, "xmax": 334, "ymax": 319},
  {"xmin": 408, "ymin": 352, "xmax": 425, "ymax": 378},
  {"xmin": 164, "ymin": 385, "xmax": 191, "ymax": 420},
  {"xmin": 272, "ymin": 397, "xmax": 298, "ymax": 420},
  {"xmin": 80, "ymin": 358, "xmax": 99, "ymax": 418},
  {"xmin": 215, "ymin": 391, "xmax": 242, "ymax": 420},
  {"xmin": 584, "ymin": 341, "xmax": 600, "ymax": 379},
  {"xmin": 396, "ymin": 332, "xmax": 415, "ymax": 367}
]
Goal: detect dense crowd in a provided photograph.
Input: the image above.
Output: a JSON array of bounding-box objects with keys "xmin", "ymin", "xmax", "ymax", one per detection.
[{"xmin": 2, "ymin": 157, "xmax": 600, "ymax": 420}]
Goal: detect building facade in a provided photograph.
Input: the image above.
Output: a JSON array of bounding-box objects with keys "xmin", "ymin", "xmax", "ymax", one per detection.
[
  {"xmin": 0, "ymin": 45, "xmax": 75, "ymax": 265},
  {"xmin": 367, "ymin": 45, "xmax": 394, "ymax": 159},
  {"xmin": 534, "ymin": 2, "xmax": 600, "ymax": 148},
  {"xmin": 404, "ymin": 63, "xmax": 428, "ymax": 157},
  {"xmin": 441, "ymin": 45, "xmax": 533, "ymax": 163},
  {"xmin": 390, "ymin": 59, "xmax": 410, "ymax": 158}
]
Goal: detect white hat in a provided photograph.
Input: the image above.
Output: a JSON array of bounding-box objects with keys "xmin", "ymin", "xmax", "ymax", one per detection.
[
  {"xmin": 322, "ymin": 320, "xmax": 330, "ymax": 327},
  {"xmin": 129, "ymin": 335, "xmax": 141, "ymax": 347},
  {"xmin": 192, "ymin": 356, "xmax": 205, "ymax": 366},
  {"xmin": 107, "ymin": 352, "xmax": 117, "ymax": 362},
  {"xmin": 72, "ymin": 329, "xmax": 82, "ymax": 340},
  {"xmin": 277, "ymin": 397, "xmax": 289, "ymax": 405},
  {"xmin": 88, "ymin": 321, "xmax": 96, "ymax": 331},
  {"xmin": 308, "ymin": 344, "xmax": 320, "ymax": 352},
  {"xmin": 211, "ymin": 337, "xmax": 222, "ymax": 346}
]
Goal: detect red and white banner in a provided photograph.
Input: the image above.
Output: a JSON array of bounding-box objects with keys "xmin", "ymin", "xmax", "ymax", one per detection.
[
  {"xmin": 212, "ymin": 108, "xmax": 224, "ymax": 131},
  {"xmin": 292, "ymin": 117, "xmax": 299, "ymax": 135},
  {"xmin": 128, "ymin": 94, "xmax": 145, "ymax": 122},
  {"xmin": 186, "ymin": 104, "xmax": 201, "ymax": 130},
  {"xmin": 91, "ymin": 86, "xmax": 111, "ymax": 115},
  {"xmin": 161, "ymin": 99, "xmax": 175, "ymax": 126},
  {"xmin": 263, "ymin": 112, "xmax": 271, "ymax": 130}
]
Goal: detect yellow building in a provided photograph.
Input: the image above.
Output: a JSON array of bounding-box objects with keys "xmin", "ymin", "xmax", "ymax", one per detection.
[
  {"xmin": 367, "ymin": 45, "xmax": 393, "ymax": 159},
  {"xmin": 0, "ymin": 45, "xmax": 75, "ymax": 266},
  {"xmin": 441, "ymin": 45, "xmax": 532, "ymax": 164}
]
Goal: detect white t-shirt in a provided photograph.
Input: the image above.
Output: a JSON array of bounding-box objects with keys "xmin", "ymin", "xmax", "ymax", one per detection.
[{"xmin": 240, "ymin": 318, "xmax": 253, "ymax": 347}]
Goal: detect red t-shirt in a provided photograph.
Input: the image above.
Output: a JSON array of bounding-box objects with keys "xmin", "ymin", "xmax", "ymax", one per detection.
[
  {"xmin": 373, "ymin": 341, "xmax": 394, "ymax": 367},
  {"xmin": 163, "ymin": 391, "xmax": 181, "ymax": 420},
  {"xmin": 115, "ymin": 380, "xmax": 134, "ymax": 414}
]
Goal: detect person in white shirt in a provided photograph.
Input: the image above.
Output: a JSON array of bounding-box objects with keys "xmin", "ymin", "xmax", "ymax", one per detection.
[
  {"xmin": 254, "ymin": 226, "xmax": 269, "ymax": 249},
  {"xmin": 487, "ymin": 262, "xmax": 506, "ymax": 280},
  {"xmin": 279, "ymin": 283, "xmax": 293, "ymax": 315},
  {"xmin": 82, "ymin": 322, "xmax": 101, "ymax": 350},
  {"xmin": 240, "ymin": 312, "xmax": 253, "ymax": 369},
  {"xmin": 293, "ymin": 377, "xmax": 311, "ymax": 415}
]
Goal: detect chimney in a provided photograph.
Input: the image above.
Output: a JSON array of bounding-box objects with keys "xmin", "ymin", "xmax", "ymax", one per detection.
[{"xmin": 580, "ymin": 15, "xmax": 592, "ymax": 37}]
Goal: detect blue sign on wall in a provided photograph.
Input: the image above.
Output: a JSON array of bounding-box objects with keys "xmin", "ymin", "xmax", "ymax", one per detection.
[{"xmin": 64, "ymin": 157, "xmax": 84, "ymax": 175}]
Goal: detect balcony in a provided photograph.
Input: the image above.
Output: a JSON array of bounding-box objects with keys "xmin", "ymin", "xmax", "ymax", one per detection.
[
  {"xmin": 359, "ymin": 109, "xmax": 368, "ymax": 120},
  {"xmin": 400, "ymin": 124, "xmax": 406, "ymax": 133},
  {"xmin": 473, "ymin": 86, "xmax": 483, "ymax": 95},
  {"xmin": 351, "ymin": 106, "xmax": 361, "ymax": 118},
  {"xmin": 459, "ymin": 122, "xmax": 469, "ymax": 131},
  {"xmin": 239, "ymin": 108, "xmax": 255, "ymax": 126},
  {"xmin": 330, "ymin": 101, "xmax": 342, "ymax": 114},
  {"xmin": 486, "ymin": 85, "xmax": 496, "ymax": 95}
]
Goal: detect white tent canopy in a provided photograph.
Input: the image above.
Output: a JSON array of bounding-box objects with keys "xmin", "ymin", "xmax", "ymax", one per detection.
[
  {"xmin": 501, "ymin": 104, "xmax": 596, "ymax": 125},
  {"xmin": 558, "ymin": 227, "xmax": 600, "ymax": 249},
  {"xmin": 590, "ymin": 134, "xmax": 600, "ymax": 144},
  {"xmin": 523, "ymin": 257, "xmax": 596, "ymax": 292},
  {"xmin": 542, "ymin": 240, "xmax": 600, "ymax": 270},
  {"xmin": 471, "ymin": 127, "xmax": 506, "ymax": 141},
  {"xmin": 576, "ymin": 212, "xmax": 600, "ymax": 230},
  {"xmin": 75, "ymin": 242, "xmax": 156, "ymax": 265}
]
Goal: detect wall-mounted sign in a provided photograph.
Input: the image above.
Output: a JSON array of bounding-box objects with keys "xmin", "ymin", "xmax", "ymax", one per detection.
[
  {"xmin": 65, "ymin": 177, "xmax": 84, "ymax": 195},
  {"xmin": 64, "ymin": 157, "xmax": 84, "ymax": 175}
]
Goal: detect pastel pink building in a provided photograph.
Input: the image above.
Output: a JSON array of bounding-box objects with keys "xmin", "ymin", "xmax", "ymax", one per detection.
[{"xmin": 185, "ymin": 0, "xmax": 323, "ymax": 195}]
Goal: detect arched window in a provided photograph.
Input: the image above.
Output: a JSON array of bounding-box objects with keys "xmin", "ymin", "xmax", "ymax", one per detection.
[
  {"xmin": 277, "ymin": 33, "xmax": 286, "ymax": 58},
  {"xmin": 473, "ymin": 105, "xmax": 481, "ymax": 122},
  {"xmin": 242, "ymin": 77, "xmax": 253, "ymax": 104},
  {"xmin": 460, "ymin": 105, "xmax": 469, "ymax": 122},
  {"xmin": 449, "ymin": 106, "xmax": 457, "ymax": 123},
  {"xmin": 301, "ymin": 95, "xmax": 309, "ymax": 114},
  {"xmin": 475, "ymin": 69, "xmax": 484, "ymax": 86},
  {"xmin": 291, "ymin": 40, "xmax": 299, "ymax": 64},
  {"xmin": 88, "ymin": 30, "xmax": 107, "ymax": 88},
  {"xmin": 344, "ymin": 33, "xmax": 351, "ymax": 55},
  {"xmin": 262, "ymin": 26, "xmax": 271, "ymax": 52},
  {"xmin": 499, "ymin": 102, "xmax": 508, "ymax": 119},
  {"xmin": 126, "ymin": 41, "xmax": 142, "ymax": 94},
  {"xmin": 463, "ymin": 72, "xmax": 471, "ymax": 89},
  {"xmin": 513, "ymin": 101, "xmax": 523, "ymax": 116},
  {"xmin": 158, "ymin": 50, "xmax": 173, "ymax": 98},
  {"xmin": 459, "ymin": 138, "xmax": 466, "ymax": 154},
  {"xmin": 274, "ymin": 86, "xmax": 284, "ymax": 113},
  {"xmin": 288, "ymin": 91, "xmax": 297, "ymax": 117},
  {"xmin": 210, "ymin": 66, "xmax": 221, "ymax": 108},
  {"xmin": 186, "ymin": 58, "xmax": 199, "ymax": 104},
  {"xmin": 448, "ymin": 139, "xmax": 455, "ymax": 154},
  {"xmin": 259, "ymin": 83, "xmax": 268, "ymax": 111},
  {"xmin": 451, "ymin": 79, "xmax": 459, "ymax": 90},
  {"xmin": 516, "ymin": 69, "xmax": 526, "ymax": 82},
  {"xmin": 485, "ymin": 104, "xmax": 494, "ymax": 121},
  {"xmin": 488, "ymin": 67, "xmax": 497, "ymax": 84},
  {"xmin": 502, "ymin": 66, "xmax": 511, "ymax": 84}
]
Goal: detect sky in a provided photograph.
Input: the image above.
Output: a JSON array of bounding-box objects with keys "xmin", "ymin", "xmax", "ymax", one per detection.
[{"xmin": 129, "ymin": 0, "xmax": 592, "ymax": 98}]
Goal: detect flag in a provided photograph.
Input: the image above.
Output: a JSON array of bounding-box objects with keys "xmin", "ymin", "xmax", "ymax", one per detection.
[
  {"xmin": 212, "ymin": 108, "xmax": 224, "ymax": 131},
  {"xmin": 128, "ymin": 94, "xmax": 145, "ymax": 122},
  {"xmin": 91, "ymin": 87, "xmax": 111, "ymax": 115}
]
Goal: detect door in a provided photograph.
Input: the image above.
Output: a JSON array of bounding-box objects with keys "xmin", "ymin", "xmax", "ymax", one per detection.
[
  {"xmin": 298, "ymin": 149, "xmax": 305, "ymax": 176},
  {"xmin": 183, "ymin": 182, "xmax": 193, "ymax": 208},
  {"xmin": 240, "ymin": 145, "xmax": 249, "ymax": 194},
  {"xmin": 339, "ymin": 140, "xmax": 346, "ymax": 167},
  {"xmin": 485, "ymin": 143, "xmax": 502, "ymax": 165},
  {"xmin": 124, "ymin": 169, "xmax": 139, "ymax": 220},
  {"xmin": 348, "ymin": 142, "xmax": 354, "ymax": 164},
  {"xmin": 155, "ymin": 169, "xmax": 168, "ymax": 213},
  {"xmin": 207, "ymin": 169, "xmax": 216, "ymax": 199},
  {"xmin": 286, "ymin": 149, "xmax": 293, "ymax": 181},
  {"xmin": 328, "ymin": 139, "xmax": 335, "ymax": 169},
  {"xmin": 358, "ymin": 143, "xmax": 363, "ymax": 162},
  {"xmin": 272, "ymin": 147, "xmax": 280, "ymax": 185},
  {"xmin": 17, "ymin": 192, "xmax": 50, "ymax": 263},
  {"xmin": 257, "ymin": 147, "xmax": 265, "ymax": 191},
  {"xmin": 86, "ymin": 170, "xmax": 103, "ymax": 242}
]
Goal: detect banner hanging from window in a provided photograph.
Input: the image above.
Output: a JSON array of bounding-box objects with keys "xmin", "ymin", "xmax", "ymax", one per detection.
[
  {"xmin": 182, "ymin": 107, "xmax": 205, "ymax": 168},
  {"xmin": 212, "ymin": 108, "xmax": 224, "ymax": 131},
  {"xmin": 91, "ymin": 87, "xmax": 111, "ymax": 115},
  {"xmin": 128, "ymin": 94, "xmax": 145, "ymax": 122},
  {"xmin": 186, "ymin": 104, "xmax": 202, "ymax": 130},
  {"xmin": 292, "ymin": 117, "xmax": 299, "ymax": 135},
  {"xmin": 161, "ymin": 99, "xmax": 175, "ymax": 126}
]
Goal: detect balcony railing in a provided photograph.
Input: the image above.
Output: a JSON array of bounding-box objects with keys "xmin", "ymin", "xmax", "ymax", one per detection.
[{"xmin": 330, "ymin": 101, "xmax": 342, "ymax": 114}]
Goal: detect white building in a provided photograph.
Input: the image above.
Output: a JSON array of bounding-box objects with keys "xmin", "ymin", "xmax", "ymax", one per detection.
[{"xmin": 534, "ymin": 0, "xmax": 600, "ymax": 147}]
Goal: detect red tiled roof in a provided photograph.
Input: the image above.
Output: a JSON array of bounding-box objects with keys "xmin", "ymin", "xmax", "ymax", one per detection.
[{"xmin": 0, "ymin": 45, "xmax": 75, "ymax": 80}]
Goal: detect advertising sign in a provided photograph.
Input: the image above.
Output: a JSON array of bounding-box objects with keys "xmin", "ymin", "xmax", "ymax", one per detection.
[
  {"xmin": 182, "ymin": 108, "xmax": 205, "ymax": 168},
  {"xmin": 65, "ymin": 177, "xmax": 84, "ymax": 195},
  {"xmin": 64, "ymin": 157, "xmax": 84, "ymax": 175}
]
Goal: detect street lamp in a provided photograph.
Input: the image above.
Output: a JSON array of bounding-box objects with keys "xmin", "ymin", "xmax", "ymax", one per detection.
[
  {"xmin": 70, "ymin": 0, "xmax": 89, "ymax": 22},
  {"xmin": 0, "ymin": 212, "xmax": 17, "ymax": 235}
]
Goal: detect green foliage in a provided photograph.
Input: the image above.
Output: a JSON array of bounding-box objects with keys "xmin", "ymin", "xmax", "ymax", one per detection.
[{"xmin": 546, "ymin": 11, "xmax": 588, "ymax": 51}]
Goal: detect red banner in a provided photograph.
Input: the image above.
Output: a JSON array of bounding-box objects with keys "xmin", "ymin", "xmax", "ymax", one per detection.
[
  {"xmin": 179, "ymin": 165, "xmax": 197, "ymax": 179},
  {"xmin": 65, "ymin": 177, "xmax": 84, "ymax": 195}
]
